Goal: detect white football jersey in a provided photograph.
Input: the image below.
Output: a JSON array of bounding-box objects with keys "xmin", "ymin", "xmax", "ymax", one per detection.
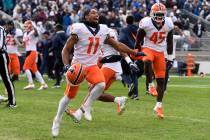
[
  {"xmin": 6, "ymin": 28, "xmax": 23, "ymax": 54},
  {"xmin": 101, "ymin": 28, "xmax": 122, "ymax": 75},
  {"xmin": 139, "ymin": 17, "xmax": 174, "ymax": 52},
  {"xmin": 23, "ymin": 30, "xmax": 39, "ymax": 51},
  {"xmin": 71, "ymin": 23, "xmax": 110, "ymax": 66}
]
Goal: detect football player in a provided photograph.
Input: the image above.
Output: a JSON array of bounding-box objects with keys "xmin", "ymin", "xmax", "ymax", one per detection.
[
  {"xmin": 51, "ymin": 8, "xmax": 144, "ymax": 137},
  {"xmin": 22, "ymin": 20, "xmax": 48, "ymax": 90},
  {"xmin": 134, "ymin": 3, "xmax": 174, "ymax": 119},
  {"xmin": 65, "ymin": 27, "xmax": 139, "ymax": 117},
  {"xmin": 5, "ymin": 21, "xmax": 22, "ymax": 81}
]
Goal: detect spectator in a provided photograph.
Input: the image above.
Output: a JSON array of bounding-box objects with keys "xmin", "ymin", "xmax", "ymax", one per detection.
[
  {"xmin": 193, "ymin": 19, "xmax": 205, "ymax": 38},
  {"xmin": 184, "ymin": 0, "xmax": 193, "ymax": 12},
  {"xmin": 51, "ymin": 24, "xmax": 68, "ymax": 88}
]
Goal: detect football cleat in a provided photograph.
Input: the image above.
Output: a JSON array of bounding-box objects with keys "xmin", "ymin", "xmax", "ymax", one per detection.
[
  {"xmin": 154, "ymin": 106, "xmax": 164, "ymax": 119},
  {"xmin": 6, "ymin": 103, "xmax": 17, "ymax": 109},
  {"xmin": 65, "ymin": 108, "xmax": 82, "ymax": 123},
  {"xmin": 51, "ymin": 118, "xmax": 61, "ymax": 137},
  {"xmin": 23, "ymin": 83, "xmax": 35, "ymax": 90},
  {"xmin": 117, "ymin": 96, "xmax": 128, "ymax": 115},
  {"xmin": 0, "ymin": 95, "xmax": 8, "ymax": 103},
  {"xmin": 38, "ymin": 83, "xmax": 48, "ymax": 90},
  {"xmin": 83, "ymin": 107, "xmax": 92, "ymax": 121},
  {"xmin": 148, "ymin": 85, "xmax": 158, "ymax": 96}
]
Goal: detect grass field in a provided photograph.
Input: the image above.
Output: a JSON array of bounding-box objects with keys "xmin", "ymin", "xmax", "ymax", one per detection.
[{"xmin": 0, "ymin": 76, "xmax": 210, "ymax": 140}]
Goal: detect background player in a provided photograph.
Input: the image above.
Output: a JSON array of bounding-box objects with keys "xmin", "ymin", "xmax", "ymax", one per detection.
[
  {"xmin": 5, "ymin": 21, "xmax": 22, "ymax": 82},
  {"xmin": 22, "ymin": 20, "xmax": 48, "ymax": 90},
  {"xmin": 51, "ymin": 8, "xmax": 144, "ymax": 137},
  {"xmin": 134, "ymin": 3, "xmax": 174, "ymax": 119}
]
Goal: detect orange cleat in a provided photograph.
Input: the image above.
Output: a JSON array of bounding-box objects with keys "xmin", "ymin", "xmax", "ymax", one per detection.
[
  {"xmin": 148, "ymin": 85, "xmax": 158, "ymax": 96},
  {"xmin": 155, "ymin": 107, "xmax": 164, "ymax": 119}
]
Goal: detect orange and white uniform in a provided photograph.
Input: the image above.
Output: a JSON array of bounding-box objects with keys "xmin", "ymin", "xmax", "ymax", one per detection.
[
  {"xmin": 139, "ymin": 17, "xmax": 174, "ymax": 78},
  {"xmin": 101, "ymin": 28, "xmax": 122, "ymax": 90},
  {"xmin": 65, "ymin": 23, "xmax": 110, "ymax": 99},
  {"xmin": 6, "ymin": 28, "xmax": 23, "ymax": 75},
  {"xmin": 23, "ymin": 30, "xmax": 39, "ymax": 73}
]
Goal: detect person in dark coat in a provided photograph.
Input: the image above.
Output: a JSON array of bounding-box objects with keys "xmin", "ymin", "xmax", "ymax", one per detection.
[
  {"xmin": 119, "ymin": 15, "xmax": 144, "ymax": 100},
  {"xmin": 52, "ymin": 24, "xmax": 68, "ymax": 88}
]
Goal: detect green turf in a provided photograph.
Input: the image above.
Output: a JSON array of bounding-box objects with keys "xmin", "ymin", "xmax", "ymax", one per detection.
[{"xmin": 0, "ymin": 76, "xmax": 210, "ymax": 140}]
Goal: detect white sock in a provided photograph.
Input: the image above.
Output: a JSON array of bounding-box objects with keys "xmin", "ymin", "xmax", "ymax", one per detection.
[
  {"xmin": 55, "ymin": 95, "xmax": 70, "ymax": 121},
  {"xmin": 25, "ymin": 69, "xmax": 33, "ymax": 84},
  {"xmin": 114, "ymin": 97, "xmax": 120, "ymax": 104},
  {"xmin": 155, "ymin": 102, "xmax": 162, "ymax": 108},
  {"xmin": 83, "ymin": 82, "xmax": 105, "ymax": 110},
  {"xmin": 35, "ymin": 71, "xmax": 45, "ymax": 84},
  {"xmin": 149, "ymin": 82, "xmax": 154, "ymax": 87}
]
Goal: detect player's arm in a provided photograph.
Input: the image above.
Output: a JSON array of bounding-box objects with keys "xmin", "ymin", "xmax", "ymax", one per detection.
[
  {"xmin": 62, "ymin": 34, "xmax": 78, "ymax": 65},
  {"xmin": 167, "ymin": 30, "xmax": 173, "ymax": 55},
  {"xmin": 104, "ymin": 36, "xmax": 142, "ymax": 56},
  {"xmin": 134, "ymin": 28, "xmax": 146, "ymax": 51}
]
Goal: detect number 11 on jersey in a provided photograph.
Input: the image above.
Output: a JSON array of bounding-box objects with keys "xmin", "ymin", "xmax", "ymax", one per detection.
[{"xmin": 87, "ymin": 37, "xmax": 100, "ymax": 54}]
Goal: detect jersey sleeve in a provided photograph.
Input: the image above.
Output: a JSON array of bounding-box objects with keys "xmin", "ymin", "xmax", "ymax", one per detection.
[
  {"xmin": 139, "ymin": 17, "xmax": 149, "ymax": 29},
  {"xmin": 15, "ymin": 29, "xmax": 23, "ymax": 37},
  {"xmin": 70, "ymin": 23, "xmax": 81, "ymax": 38},
  {"xmin": 109, "ymin": 29, "xmax": 118, "ymax": 40},
  {"xmin": 166, "ymin": 17, "xmax": 174, "ymax": 31}
]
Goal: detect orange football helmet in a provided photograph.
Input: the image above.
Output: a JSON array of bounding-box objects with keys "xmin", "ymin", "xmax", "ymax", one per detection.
[
  {"xmin": 66, "ymin": 63, "xmax": 86, "ymax": 85},
  {"xmin": 24, "ymin": 20, "xmax": 33, "ymax": 32},
  {"xmin": 150, "ymin": 3, "xmax": 166, "ymax": 23}
]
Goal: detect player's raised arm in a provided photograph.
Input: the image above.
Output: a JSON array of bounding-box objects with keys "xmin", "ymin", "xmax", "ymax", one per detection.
[
  {"xmin": 62, "ymin": 34, "xmax": 78, "ymax": 65},
  {"xmin": 166, "ymin": 29, "xmax": 173, "ymax": 55}
]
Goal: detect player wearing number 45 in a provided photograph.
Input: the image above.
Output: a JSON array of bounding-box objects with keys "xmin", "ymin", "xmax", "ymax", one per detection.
[
  {"xmin": 51, "ymin": 8, "xmax": 145, "ymax": 137},
  {"xmin": 134, "ymin": 2, "xmax": 174, "ymax": 119}
]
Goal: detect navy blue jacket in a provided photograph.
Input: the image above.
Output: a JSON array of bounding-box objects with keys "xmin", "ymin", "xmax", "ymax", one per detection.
[{"xmin": 118, "ymin": 24, "xmax": 138, "ymax": 49}]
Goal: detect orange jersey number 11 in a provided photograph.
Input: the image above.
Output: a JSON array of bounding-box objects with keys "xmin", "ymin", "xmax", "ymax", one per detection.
[
  {"xmin": 149, "ymin": 32, "xmax": 165, "ymax": 44},
  {"xmin": 87, "ymin": 37, "xmax": 100, "ymax": 54}
]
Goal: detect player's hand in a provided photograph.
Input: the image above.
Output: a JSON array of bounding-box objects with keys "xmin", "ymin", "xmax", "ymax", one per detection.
[
  {"xmin": 129, "ymin": 62, "xmax": 139, "ymax": 73},
  {"xmin": 63, "ymin": 64, "xmax": 70, "ymax": 73},
  {"xmin": 135, "ymin": 52, "xmax": 146, "ymax": 57}
]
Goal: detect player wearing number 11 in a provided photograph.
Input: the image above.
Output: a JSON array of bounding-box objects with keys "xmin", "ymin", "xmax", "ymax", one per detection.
[
  {"xmin": 51, "ymin": 8, "xmax": 144, "ymax": 137},
  {"xmin": 134, "ymin": 2, "xmax": 174, "ymax": 119}
]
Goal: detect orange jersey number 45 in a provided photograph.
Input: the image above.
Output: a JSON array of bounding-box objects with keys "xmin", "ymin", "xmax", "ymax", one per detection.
[
  {"xmin": 149, "ymin": 32, "xmax": 165, "ymax": 44},
  {"xmin": 87, "ymin": 37, "xmax": 100, "ymax": 54}
]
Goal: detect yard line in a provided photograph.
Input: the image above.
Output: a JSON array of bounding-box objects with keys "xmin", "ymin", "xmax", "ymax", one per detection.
[
  {"xmin": 168, "ymin": 85, "xmax": 210, "ymax": 88},
  {"xmin": 167, "ymin": 115, "xmax": 210, "ymax": 123}
]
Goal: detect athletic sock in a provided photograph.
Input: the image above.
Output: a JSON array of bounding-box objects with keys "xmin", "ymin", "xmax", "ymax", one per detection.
[
  {"xmin": 83, "ymin": 82, "xmax": 105, "ymax": 110},
  {"xmin": 55, "ymin": 95, "xmax": 70, "ymax": 121},
  {"xmin": 35, "ymin": 71, "xmax": 45, "ymax": 84},
  {"xmin": 25, "ymin": 69, "xmax": 33, "ymax": 84},
  {"xmin": 155, "ymin": 102, "xmax": 162, "ymax": 108},
  {"xmin": 114, "ymin": 97, "xmax": 120, "ymax": 104}
]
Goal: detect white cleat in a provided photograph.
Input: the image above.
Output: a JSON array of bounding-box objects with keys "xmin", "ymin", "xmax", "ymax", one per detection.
[
  {"xmin": 66, "ymin": 109, "xmax": 83, "ymax": 123},
  {"xmin": 38, "ymin": 84, "xmax": 48, "ymax": 90},
  {"xmin": 83, "ymin": 107, "xmax": 92, "ymax": 121},
  {"xmin": 0, "ymin": 95, "xmax": 8, "ymax": 103},
  {"xmin": 117, "ymin": 96, "xmax": 128, "ymax": 115},
  {"xmin": 23, "ymin": 84, "xmax": 35, "ymax": 90},
  {"xmin": 51, "ymin": 118, "xmax": 61, "ymax": 137}
]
